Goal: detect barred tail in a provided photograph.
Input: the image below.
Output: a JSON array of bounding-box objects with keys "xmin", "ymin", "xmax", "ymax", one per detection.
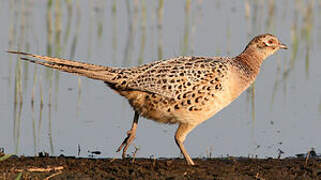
[{"xmin": 7, "ymin": 51, "xmax": 120, "ymax": 82}]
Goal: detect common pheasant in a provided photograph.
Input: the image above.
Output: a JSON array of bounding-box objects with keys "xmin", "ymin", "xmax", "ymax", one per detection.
[{"xmin": 7, "ymin": 33, "xmax": 287, "ymax": 165}]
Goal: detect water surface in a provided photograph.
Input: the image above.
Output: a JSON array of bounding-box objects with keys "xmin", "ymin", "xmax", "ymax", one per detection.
[{"xmin": 0, "ymin": 0, "xmax": 320, "ymax": 159}]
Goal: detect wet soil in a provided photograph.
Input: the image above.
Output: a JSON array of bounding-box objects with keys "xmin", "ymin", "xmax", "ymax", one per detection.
[{"xmin": 1, "ymin": 155, "xmax": 321, "ymax": 179}]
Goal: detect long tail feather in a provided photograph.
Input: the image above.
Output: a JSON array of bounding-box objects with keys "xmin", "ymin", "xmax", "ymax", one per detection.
[
  {"xmin": 8, "ymin": 51, "xmax": 120, "ymax": 82},
  {"xmin": 7, "ymin": 51, "xmax": 112, "ymax": 71},
  {"xmin": 20, "ymin": 57, "xmax": 110, "ymax": 81}
]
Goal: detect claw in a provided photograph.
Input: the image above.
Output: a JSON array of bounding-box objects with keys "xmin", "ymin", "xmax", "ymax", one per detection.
[
  {"xmin": 116, "ymin": 131, "xmax": 136, "ymax": 158},
  {"xmin": 116, "ymin": 112, "xmax": 139, "ymax": 158}
]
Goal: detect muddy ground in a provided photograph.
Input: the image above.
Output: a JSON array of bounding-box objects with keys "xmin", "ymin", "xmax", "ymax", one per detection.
[{"xmin": 0, "ymin": 154, "xmax": 321, "ymax": 179}]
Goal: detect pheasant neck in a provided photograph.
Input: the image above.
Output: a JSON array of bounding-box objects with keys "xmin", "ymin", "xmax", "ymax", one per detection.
[{"xmin": 235, "ymin": 47, "xmax": 264, "ymax": 78}]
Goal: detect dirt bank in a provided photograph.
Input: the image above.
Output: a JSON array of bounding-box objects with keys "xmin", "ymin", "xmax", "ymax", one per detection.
[{"xmin": 0, "ymin": 155, "xmax": 321, "ymax": 179}]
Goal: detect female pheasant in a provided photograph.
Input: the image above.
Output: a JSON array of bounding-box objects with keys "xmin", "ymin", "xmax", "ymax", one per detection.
[{"xmin": 8, "ymin": 33, "xmax": 287, "ymax": 165}]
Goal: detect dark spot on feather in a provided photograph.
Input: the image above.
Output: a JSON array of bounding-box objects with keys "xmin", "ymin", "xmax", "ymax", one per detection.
[
  {"xmin": 183, "ymin": 93, "xmax": 187, "ymax": 98},
  {"xmin": 177, "ymin": 94, "xmax": 181, "ymax": 100},
  {"xmin": 187, "ymin": 99, "xmax": 191, "ymax": 105}
]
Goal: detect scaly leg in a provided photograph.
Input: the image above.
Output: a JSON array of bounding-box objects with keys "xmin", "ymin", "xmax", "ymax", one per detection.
[
  {"xmin": 117, "ymin": 111, "xmax": 139, "ymax": 158},
  {"xmin": 175, "ymin": 123, "xmax": 197, "ymax": 165}
]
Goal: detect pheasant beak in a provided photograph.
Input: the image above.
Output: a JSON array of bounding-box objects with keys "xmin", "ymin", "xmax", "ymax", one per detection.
[{"xmin": 278, "ymin": 43, "xmax": 288, "ymax": 49}]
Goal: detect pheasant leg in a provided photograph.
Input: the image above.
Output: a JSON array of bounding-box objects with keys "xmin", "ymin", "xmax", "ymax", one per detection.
[
  {"xmin": 175, "ymin": 123, "xmax": 197, "ymax": 165},
  {"xmin": 117, "ymin": 112, "xmax": 139, "ymax": 158}
]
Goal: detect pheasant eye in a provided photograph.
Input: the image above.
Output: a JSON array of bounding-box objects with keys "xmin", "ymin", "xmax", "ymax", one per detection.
[{"xmin": 268, "ymin": 40, "xmax": 274, "ymax": 44}]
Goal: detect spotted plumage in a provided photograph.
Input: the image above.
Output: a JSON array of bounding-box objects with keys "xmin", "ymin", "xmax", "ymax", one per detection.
[{"xmin": 7, "ymin": 33, "xmax": 287, "ymax": 165}]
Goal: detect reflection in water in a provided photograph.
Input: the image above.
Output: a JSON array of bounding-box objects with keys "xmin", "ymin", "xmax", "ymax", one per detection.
[
  {"xmin": 112, "ymin": 0, "xmax": 118, "ymax": 64},
  {"xmin": 181, "ymin": 0, "xmax": 191, "ymax": 56},
  {"xmin": 45, "ymin": 1, "xmax": 54, "ymax": 133},
  {"xmin": 157, "ymin": 0, "xmax": 164, "ymax": 59},
  {"xmin": 271, "ymin": 1, "xmax": 316, "ymax": 107},
  {"xmin": 13, "ymin": 100, "xmax": 23, "ymax": 154},
  {"xmin": 226, "ymin": 22, "xmax": 231, "ymax": 56},
  {"xmin": 77, "ymin": 78, "xmax": 82, "ymax": 118},
  {"xmin": 31, "ymin": 100, "xmax": 37, "ymax": 155},
  {"xmin": 30, "ymin": 74, "xmax": 45, "ymax": 156},
  {"xmin": 31, "ymin": 58, "xmax": 38, "ymax": 155},
  {"xmin": 302, "ymin": 0, "xmax": 314, "ymax": 79},
  {"xmin": 13, "ymin": 57, "xmax": 23, "ymax": 154},
  {"xmin": 18, "ymin": 0, "xmax": 29, "ymax": 92},
  {"xmin": 270, "ymin": 5, "xmax": 298, "ymax": 105},
  {"xmin": 190, "ymin": 0, "xmax": 203, "ymax": 55},
  {"xmin": 250, "ymin": 83, "xmax": 256, "ymax": 150},
  {"xmin": 46, "ymin": 0, "xmax": 53, "ymax": 57},
  {"xmin": 48, "ymin": 103, "xmax": 54, "ymax": 155},
  {"xmin": 270, "ymin": 55, "xmax": 282, "ymax": 109},
  {"xmin": 289, "ymin": 10, "xmax": 298, "ymax": 71},
  {"xmin": 38, "ymin": 83, "xmax": 44, "ymax": 154},
  {"xmin": 69, "ymin": 1, "xmax": 82, "ymax": 117},
  {"xmin": 123, "ymin": 0, "xmax": 139, "ymax": 66},
  {"xmin": 8, "ymin": 0, "xmax": 18, "ymax": 86},
  {"xmin": 87, "ymin": 0, "xmax": 93, "ymax": 59},
  {"xmin": 62, "ymin": 0, "xmax": 72, "ymax": 55},
  {"xmin": 244, "ymin": 0, "xmax": 251, "ymax": 35},
  {"xmin": 47, "ymin": 73, "xmax": 54, "ymax": 155},
  {"xmin": 23, "ymin": 0, "xmax": 33, "ymax": 91},
  {"xmin": 54, "ymin": 0, "xmax": 62, "ymax": 112},
  {"xmin": 12, "ymin": 0, "xmax": 27, "ymax": 154},
  {"xmin": 95, "ymin": 1, "xmax": 105, "ymax": 40},
  {"xmin": 70, "ymin": 1, "xmax": 81, "ymax": 59},
  {"xmin": 54, "ymin": 0, "xmax": 62, "ymax": 57},
  {"xmin": 266, "ymin": 0, "xmax": 276, "ymax": 32},
  {"xmin": 45, "ymin": 0, "xmax": 68, "ymax": 155},
  {"xmin": 137, "ymin": 0, "xmax": 146, "ymax": 65}
]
